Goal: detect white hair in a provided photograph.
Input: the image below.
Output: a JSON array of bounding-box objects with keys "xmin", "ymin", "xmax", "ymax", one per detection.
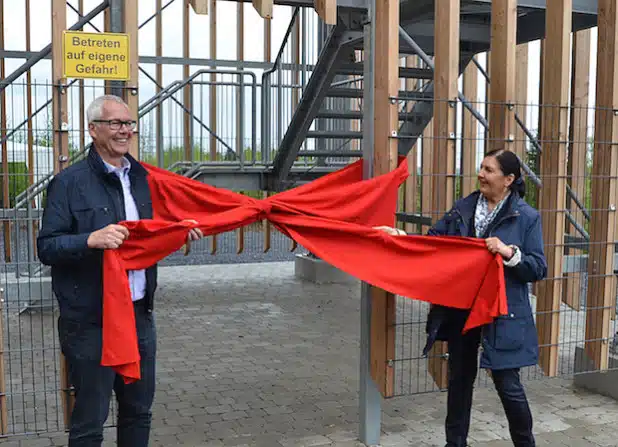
[{"xmin": 86, "ymin": 95, "xmax": 129, "ymax": 124}]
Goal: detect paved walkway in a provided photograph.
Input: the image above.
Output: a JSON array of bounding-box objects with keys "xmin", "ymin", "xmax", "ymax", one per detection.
[{"xmin": 2, "ymin": 262, "xmax": 618, "ymax": 446}]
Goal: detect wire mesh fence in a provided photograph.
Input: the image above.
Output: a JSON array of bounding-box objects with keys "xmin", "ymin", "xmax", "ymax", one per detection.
[{"xmin": 390, "ymin": 93, "xmax": 617, "ymax": 397}]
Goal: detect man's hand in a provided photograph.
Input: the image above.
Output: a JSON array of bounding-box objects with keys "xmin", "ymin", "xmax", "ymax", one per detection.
[
  {"xmin": 87, "ymin": 224, "xmax": 130, "ymax": 249},
  {"xmin": 485, "ymin": 237, "xmax": 514, "ymax": 259},
  {"xmin": 182, "ymin": 220, "xmax": 204, "ymax": 255},
  {"xmin": 373, "ymin": 225, "xmax": 406, "ymax": 236}
]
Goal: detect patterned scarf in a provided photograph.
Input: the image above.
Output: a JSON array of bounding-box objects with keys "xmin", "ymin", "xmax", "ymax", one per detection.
[{"xmin": 474, "ymin": 191, "xmax": 510, "ymax": 238}]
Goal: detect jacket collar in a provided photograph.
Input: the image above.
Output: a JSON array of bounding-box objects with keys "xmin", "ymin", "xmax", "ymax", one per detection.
[
  {"xmin": 455, "ymin": 190, "xmax": 521, "ymax": 222},
  {"xmin": 87, "ymin": 143, "xmax": 148, "ymax": 179}
]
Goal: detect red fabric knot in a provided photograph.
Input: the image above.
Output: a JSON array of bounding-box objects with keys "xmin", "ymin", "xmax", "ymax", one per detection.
[
  {"xmin": 250, "ymin": 199, "xmax": 273, "ymax": 220},
  {"xmin": 100, "ymin": 156, "xmax": 508, "ymax": 383}
]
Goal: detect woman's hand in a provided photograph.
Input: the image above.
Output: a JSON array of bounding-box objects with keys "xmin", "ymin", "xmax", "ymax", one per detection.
[
  {"xmin": 373, "ymin": 226, "xmax": 406, "ymax": 236},
  {"xmin": 485, "ymin": 237, "xmax": 514, "ymax": 259}
]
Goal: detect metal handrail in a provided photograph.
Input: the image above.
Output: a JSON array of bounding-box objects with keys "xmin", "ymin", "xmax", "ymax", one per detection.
[
  {"xmin": 138, "ymin": 70, "xmax": 257, "ymax": 164},
  {"xmin": 261, "ymin": 7, "xmax": 302, "ymax": 164}
]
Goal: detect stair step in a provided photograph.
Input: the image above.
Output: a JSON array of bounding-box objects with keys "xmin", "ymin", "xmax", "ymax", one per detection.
[
  {"xmin": 306, "ymin": 130, "xmax": 363, "ymax": 139},
  {"xmin": 337, "ymin": 63, "xmax": 433, "ymax": 80},
  {"xmin": 315, "ymin": 109, "xmax": 428, "ymax": 120},
  {"xmin": 298, "ymin": 150, "xmax": 362, "ymax": 157},
  {"xmin": 326, "ymin": 87, "xmax": 433, "ymax": 100}
]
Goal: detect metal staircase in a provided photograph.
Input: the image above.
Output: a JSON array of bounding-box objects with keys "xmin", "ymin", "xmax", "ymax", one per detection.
[{"xmin": 265, "ymin": 0, "xmax": 598, "ymax": 192}]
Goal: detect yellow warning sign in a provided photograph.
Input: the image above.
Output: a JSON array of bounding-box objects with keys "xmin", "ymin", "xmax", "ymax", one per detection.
[{"xmin": 63, "ymin": 31, "xmax": 130, "ymax": 80}]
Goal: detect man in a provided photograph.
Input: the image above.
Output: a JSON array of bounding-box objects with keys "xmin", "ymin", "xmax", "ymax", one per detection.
[{"xmin": 37, "ymin": 94, "xmax": 202, "ymax": 446}]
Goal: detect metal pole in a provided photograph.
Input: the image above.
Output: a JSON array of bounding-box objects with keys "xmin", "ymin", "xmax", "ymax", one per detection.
[
  {"xmin": 359, "ymin": 4, "xmax": 381, "ymax": 445},
  {"xmin": 109, "ymin": 0, "xmax": 124, "ymax": 97}
]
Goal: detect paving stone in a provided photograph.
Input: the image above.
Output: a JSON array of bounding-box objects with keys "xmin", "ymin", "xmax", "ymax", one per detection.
[{"xmin": 3, "ymin": 262, "xmax": 618, "ymax": 447}]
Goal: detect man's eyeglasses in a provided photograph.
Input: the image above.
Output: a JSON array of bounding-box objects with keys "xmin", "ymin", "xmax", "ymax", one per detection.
[{"xmin": 92, "ymin": 119, "xmax": 137, "ymax": 131}]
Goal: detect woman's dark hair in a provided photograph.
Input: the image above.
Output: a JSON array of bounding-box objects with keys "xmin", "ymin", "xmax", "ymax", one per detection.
[{"xmin": 485, "ymin": 149, "xmax": 526, "ymax": 197}]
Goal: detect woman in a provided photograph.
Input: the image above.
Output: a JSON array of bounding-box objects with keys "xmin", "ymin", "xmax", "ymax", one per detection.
[{"xmin": 379, "ymin": 149, "xmax": 547, "ymax": 446}]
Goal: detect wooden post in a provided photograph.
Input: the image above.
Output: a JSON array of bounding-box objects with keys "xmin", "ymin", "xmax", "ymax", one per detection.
[
  {"xmin": 236, "ymin": 2, "xmax": 245, "ymax": 254},
  {"xmin": 536, "ymin": 0, "xmax": 571, "ymax": 378},
  {"xmin": 253, "ymin": 0, "xmax": 273, "ymax": 19},
  {"xmin": 189, "ymin": 0, "xmax": 208, "ymax": 14},
  {"xmin": 124, "ymin": 0, "xmax": 139, "ymax": 159},
  {"xmin": 263, "ymin": 16, "xmax": 272, "ymax": 252},
  {"xmin": 368, "ymin": 0, "xmax": 399, "ymax": 398},
  {"xmin": 404, "ymin": 56, "xmax": 420, "ymax": 233},
  {"xmin": 514, "ymin": 44, "xmax": 528, "ymax": 161},
  {"xmin": 563, "ymin": 29, "xmax": 591, "ymax": 310},
  {"xmin": 315, "ymin": 0, "xmax": 336, "ymax": 25},
  {"xmin": 462, "ymin": 61, "xmax": 478, "ymax": 197},
  {"xmin": 488, "ymin": 0, "xmax": 516, "ymax": 153},
  {"xmin": 52, "ymin": 0, "xmax": 74, "ymax": 429},
  {"xmin": 27, "ymin": 0, "xmax": 38, "ymax": 258},
  {"xmin": 426, "ymin": 0, "xmax": 460, "ymax": 391},
  {"xmin": 585, "ymin": 0, "xmax": 618, "ymax": 371},
  {"xmin": 209, "ymin": 0, "xmax": 218, "ymax": 254},
  {"xmin": 421, "ymin": 119, "xmax": 433, "ymax": 234},
  {"xmin": 184, "ymin": 0, "xmax": 192, "ymax": 162},
  {"xmin": 1, "ymin": 0, "xmax": 10, "ymax": 262},
  {"xmin": 0, "ymin": 291, "xmax": 7, "ymax": 434},
  {"xmin": 156, "ymin": 0, "xmax": 163, "ymax": 166}
]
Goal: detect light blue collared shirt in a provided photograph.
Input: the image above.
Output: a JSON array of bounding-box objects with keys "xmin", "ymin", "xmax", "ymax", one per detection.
[{"xmin": 103, "ymin": 157, "xmax": 146, "ymax": 302}]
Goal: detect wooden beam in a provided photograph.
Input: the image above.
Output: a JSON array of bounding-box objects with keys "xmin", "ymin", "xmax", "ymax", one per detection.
[
  {"xmin": 427, "ymin": 0, "xmax": 460, "ymax": 391},
  {"xmin": 585, "ymin": 0, "xmax": 618, "ymax": 371},
  {"xmin": 563, "ymin": 29, "xmax": 591, "ymax": 310},
  {"xmin": 369, "ymin": 0, "xmax": 399, "ymax": 398},
  {"xmin": 189, "ymin": 0, "xmax": 208, "ymax": 14},
  {"xmin": 536, "ymin": 0, "xmax": 571, "ymax": 377},
  {"xmin": 253, "ymin": 0, "xmax": 273, "ymax": 19},
  {"xmin": 488, "ymin": 0, "xmax": 516, "ymax": 152},
  {"xmin": 124, "ymin": 0, "xmax": 139, "ymax": 159},
  {"xmin": 462, "ymin": 61, "xmax": 478, "ymax": 197},
  {"xmin": 315, "ymin": 0, "xmax": 336, "ymax": 25}
]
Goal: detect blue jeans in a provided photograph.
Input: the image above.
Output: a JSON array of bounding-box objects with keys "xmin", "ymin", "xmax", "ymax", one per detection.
[
  {"xmin": 445, "ymin": 328, "xmax": 534, "ymax": 447},
  {"xmin": 59, "ymin": 301, "xmax": 156, "ymax": 447}
]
